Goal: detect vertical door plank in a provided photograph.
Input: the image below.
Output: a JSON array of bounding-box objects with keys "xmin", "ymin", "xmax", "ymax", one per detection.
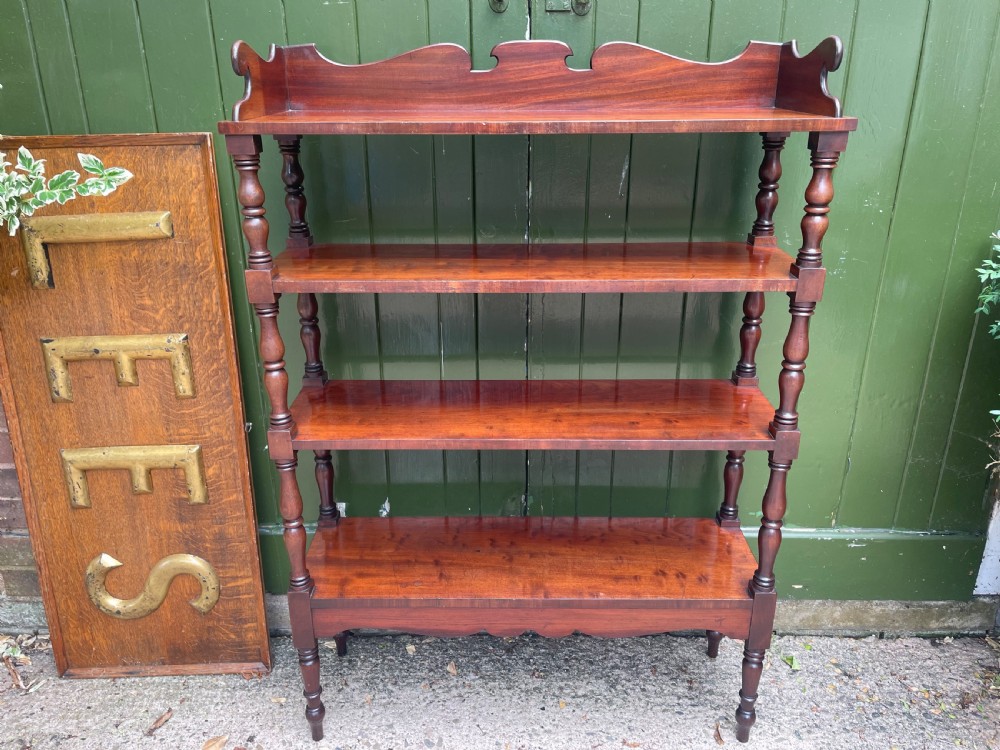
[
  {"xmin": 0, "ymin": 1, "xmax": 49, "ymax": 135},
  {"xmin": 836, "ymin": 0, "xmax": 1000, "ymax": 529},
  {"xmin": 23, "ymin": 0, "xmax": 87, "ymax": 133},
  {"xmin": 63, "ymin": 0, "xmax": 154, "ymax": 132}
]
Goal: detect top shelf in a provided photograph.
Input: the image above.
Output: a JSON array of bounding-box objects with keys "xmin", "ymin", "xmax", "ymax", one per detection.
[{"xmin": 219, "ymin": 38, "xmax": 857, "ymax": 136}]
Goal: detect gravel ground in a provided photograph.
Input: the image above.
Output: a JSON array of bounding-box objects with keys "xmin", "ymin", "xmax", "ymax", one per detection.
[{"xmin": 2, "ymin": 633, "xmax": 999, "ymax": 750}]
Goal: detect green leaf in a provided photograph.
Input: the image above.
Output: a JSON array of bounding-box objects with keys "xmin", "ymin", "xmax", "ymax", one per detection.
[
  {"xmin": 47, "ymin": 170, "xmax": 79, "ymax": 192},
  {"xmin": 16, "ymin": 147, "xmax": 34, "ymax": 172},
  {"xmin": 77, "ymin": 153, "xmax": 104, "ymax": 175},
  {"xmin": 34, "ymin": 189, "xmax": 56, "ymax": 204},
  {"xmin": 781, "ymin": 655, "xmax": 801, "ymax": 671},
  {"xmin": 7, "ymin": 215, "xmax": 19, "ymax": 236},
  {"xmin": 54, "ymin": 188, "xmax": 76, "ymax": 205}
]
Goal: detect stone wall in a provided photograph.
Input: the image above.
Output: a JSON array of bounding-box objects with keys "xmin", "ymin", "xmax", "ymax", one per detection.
[{"xmin": 0, "ymin": 398, "xmax": 45, "ymax": 631}]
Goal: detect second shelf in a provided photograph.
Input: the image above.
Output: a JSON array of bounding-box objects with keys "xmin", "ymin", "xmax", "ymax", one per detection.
[
  {"xmin": 287, "ymin": 379, "xmax": 777, "ymax": 451},
  {"xmin": 271, "ymin": 242, "xmax": 798, "ymax": 294}
]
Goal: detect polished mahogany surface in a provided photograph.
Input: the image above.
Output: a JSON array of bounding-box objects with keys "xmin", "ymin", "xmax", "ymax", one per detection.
[
  {"xmin": 220, "ymin": 38, "xmax": 857, "ymax": 135},
  {"xmin": 308, "ymin": 517, "xmax": 758, "ymax": 605},
  {"xmin": 288, "ymin": 379, "xmax": 777, "ymax": 451},
  {"xmin": 271, "ymin": 242, "xmax": 798, "ymax": 294}
]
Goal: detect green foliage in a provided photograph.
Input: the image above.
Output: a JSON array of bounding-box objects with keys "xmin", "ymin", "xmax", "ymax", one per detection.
[
  {"xmin": 977, "ymin": 231, "xmax": 1000, "ymax": 424},
  {"xmin": 0, "ymin": 147, "xmax": 133, "ymax": 235}
]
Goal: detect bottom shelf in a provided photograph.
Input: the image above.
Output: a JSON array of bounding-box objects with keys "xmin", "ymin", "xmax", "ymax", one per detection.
[{"xmin": 307, "ymin": 516, "xmax": 758, "ymax": 640}]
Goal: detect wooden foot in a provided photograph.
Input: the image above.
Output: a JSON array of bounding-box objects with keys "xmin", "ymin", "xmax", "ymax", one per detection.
[
  {"xmin": 735, "ymin": 646, "xmax": 764, "ymax": 742},
  {"xmin": 706, "ymin": 630, "xmax": 723, "ymax": 658},
  {"xmin": 298, "ymin": 644, "xmax": 326, "ymax": 741},
  {"xmin": 334, "ymin": 632, "xmax": 348, "ymax": 657}
]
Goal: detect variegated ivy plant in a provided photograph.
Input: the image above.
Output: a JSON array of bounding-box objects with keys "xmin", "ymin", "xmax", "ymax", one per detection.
[{"xmin": 0, "ymin": 147, "xmax": 133, "ymax": 235}]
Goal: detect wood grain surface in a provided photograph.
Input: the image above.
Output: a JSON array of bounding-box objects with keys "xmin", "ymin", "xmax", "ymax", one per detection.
[
  {"xmin": 269, "ymin": 242, "xmax": 798, "ymax": 295},
  {"xmin": 0, "ymin": 134, "xmax": 269, "ymax": 677},
  {"xmin": 287, "ymin": 379, "xmax": 777, "ymax": 451},
  {"xmin": 308, "ymin": 516, "xmax": 755, "ymax": 639},
  {"xmin": 220, "ymin": 38, "xmax": 857, "ymax": 135}
]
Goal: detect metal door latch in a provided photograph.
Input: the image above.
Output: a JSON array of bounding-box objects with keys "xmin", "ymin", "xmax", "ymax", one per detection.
[{"xmin": 545, "ymin": 0, "xmax": 592, "ymax": 14}]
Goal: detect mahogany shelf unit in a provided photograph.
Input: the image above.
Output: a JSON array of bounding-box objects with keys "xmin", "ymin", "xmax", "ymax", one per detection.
[{"xmin": 221, "ymin": 35, "xmax": 855, "ymax": 743}]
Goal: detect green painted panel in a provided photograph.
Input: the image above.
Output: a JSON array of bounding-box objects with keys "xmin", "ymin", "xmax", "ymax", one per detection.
[
  {"xmin": 769, "ymin": 530, "xmax": 985, "ymax": 601},
  {"xmin": 899, "ymin": 21, "xmax": 1000, "ymax": 532},
  {"xmin": 933, "ymin": 316, "xmax": 1000, "ymax": 532},
  {"xmin": 64, "ymin": 0, "xmax": 154, "ymax": 132},
  {"xmin": 23, "ymin": 0, "xmax": 86, "ymax": 133},
  {"xmin": 837, "ymin": 0, "xmax": 999, "ymax": 530},
  {"xmin": 0, "ymin": 1, "xmax": 48, "ymax": 135}
]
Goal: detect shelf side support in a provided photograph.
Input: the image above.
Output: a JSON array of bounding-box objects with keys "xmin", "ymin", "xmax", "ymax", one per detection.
[
  {"xmin": 716, "ymin": 449, "xmax": 745, "ymax": 528},
  {"xmin": 746, "ymin": 132, "xmax": 789, "ymax": 247}
]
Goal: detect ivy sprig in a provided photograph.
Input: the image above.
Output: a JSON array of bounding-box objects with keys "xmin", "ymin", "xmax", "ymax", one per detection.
[
  {"xmin": 1, "ymin": 147, "xmax": 133, "ymax": 235},
  {"xmin": 976, "ymin": 231, "xmax": 1000, "ymax": 422}
]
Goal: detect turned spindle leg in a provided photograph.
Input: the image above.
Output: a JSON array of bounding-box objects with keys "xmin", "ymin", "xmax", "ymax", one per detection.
[
  {"xmin": 735, "ymin": 647, "xmax": 766, "ymax": 742},
  {"xmin": 732, "ymin": 293, "xmax": 765, "ymax": 386},
  {"xmin": 747, "ymin": 132, "xmax": 788, "ymax": 246},
  {"xmin": 316, "ymin": 449, "xmax": 339, "ymax": 526},
  {"xmin": 279, "ymin": 457, "xmax": 326, "ymax": 741},
  {"xmin": 716, "ymin": 450, "xmax": 745, "ymax": 527},
  {"xmin": 276, "ymin": 134, "xmax": 314, "ymax": 249},
  {"xmin": 229, "ymin": 135, "xmax": 325, "ymax": 742},
  {"xmin": 706, "ymin": 630, "xmax": 724, "ymax": 658},
  {"xmin": 298, "ymin": 291, "xmax": 328, "ymax": 387}
]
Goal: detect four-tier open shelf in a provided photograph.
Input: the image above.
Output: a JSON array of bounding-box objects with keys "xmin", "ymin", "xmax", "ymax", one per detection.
[{"xmin": 220, "ymin": 35, "xmax": 855, "ymax": 743}]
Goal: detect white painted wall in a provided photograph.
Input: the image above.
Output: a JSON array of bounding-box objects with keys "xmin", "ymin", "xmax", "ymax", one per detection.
[{"xmin": 974, "ymin": 498, "xmax": 1000, "ymax": 595}]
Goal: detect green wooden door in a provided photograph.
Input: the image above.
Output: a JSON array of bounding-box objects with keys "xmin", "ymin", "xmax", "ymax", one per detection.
[{"xmin": 4, "ymin": 0, "xmax": 998, "ymax": 599}]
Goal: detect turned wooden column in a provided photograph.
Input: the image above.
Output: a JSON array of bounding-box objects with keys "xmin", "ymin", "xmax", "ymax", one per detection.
[
  {"xmin": 732, "ymin": 293, "xmax": 765, "ymax": 386},
  {"xmin": 228, "ymin": 134, "xmax": 326, "ymax": 740},
  {"xmin": 747, "ymin": 132, "xmax": 788, "ymax": 246},
  {"xmin": 716, "ymin": 450, "xmax": 745, "ymax": 528},
  {"xmin": 276, "ymin": 135, "xmax": 314, "ymax": 249},
  {"xmin": 737, "ymin": 132, "xmax": 844, "ymax": 744}
]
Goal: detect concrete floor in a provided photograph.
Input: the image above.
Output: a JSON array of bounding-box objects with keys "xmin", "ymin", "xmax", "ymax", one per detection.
[{"xmin": 2, "ymin": 633, "xmax": 999, "ymax": 750}]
